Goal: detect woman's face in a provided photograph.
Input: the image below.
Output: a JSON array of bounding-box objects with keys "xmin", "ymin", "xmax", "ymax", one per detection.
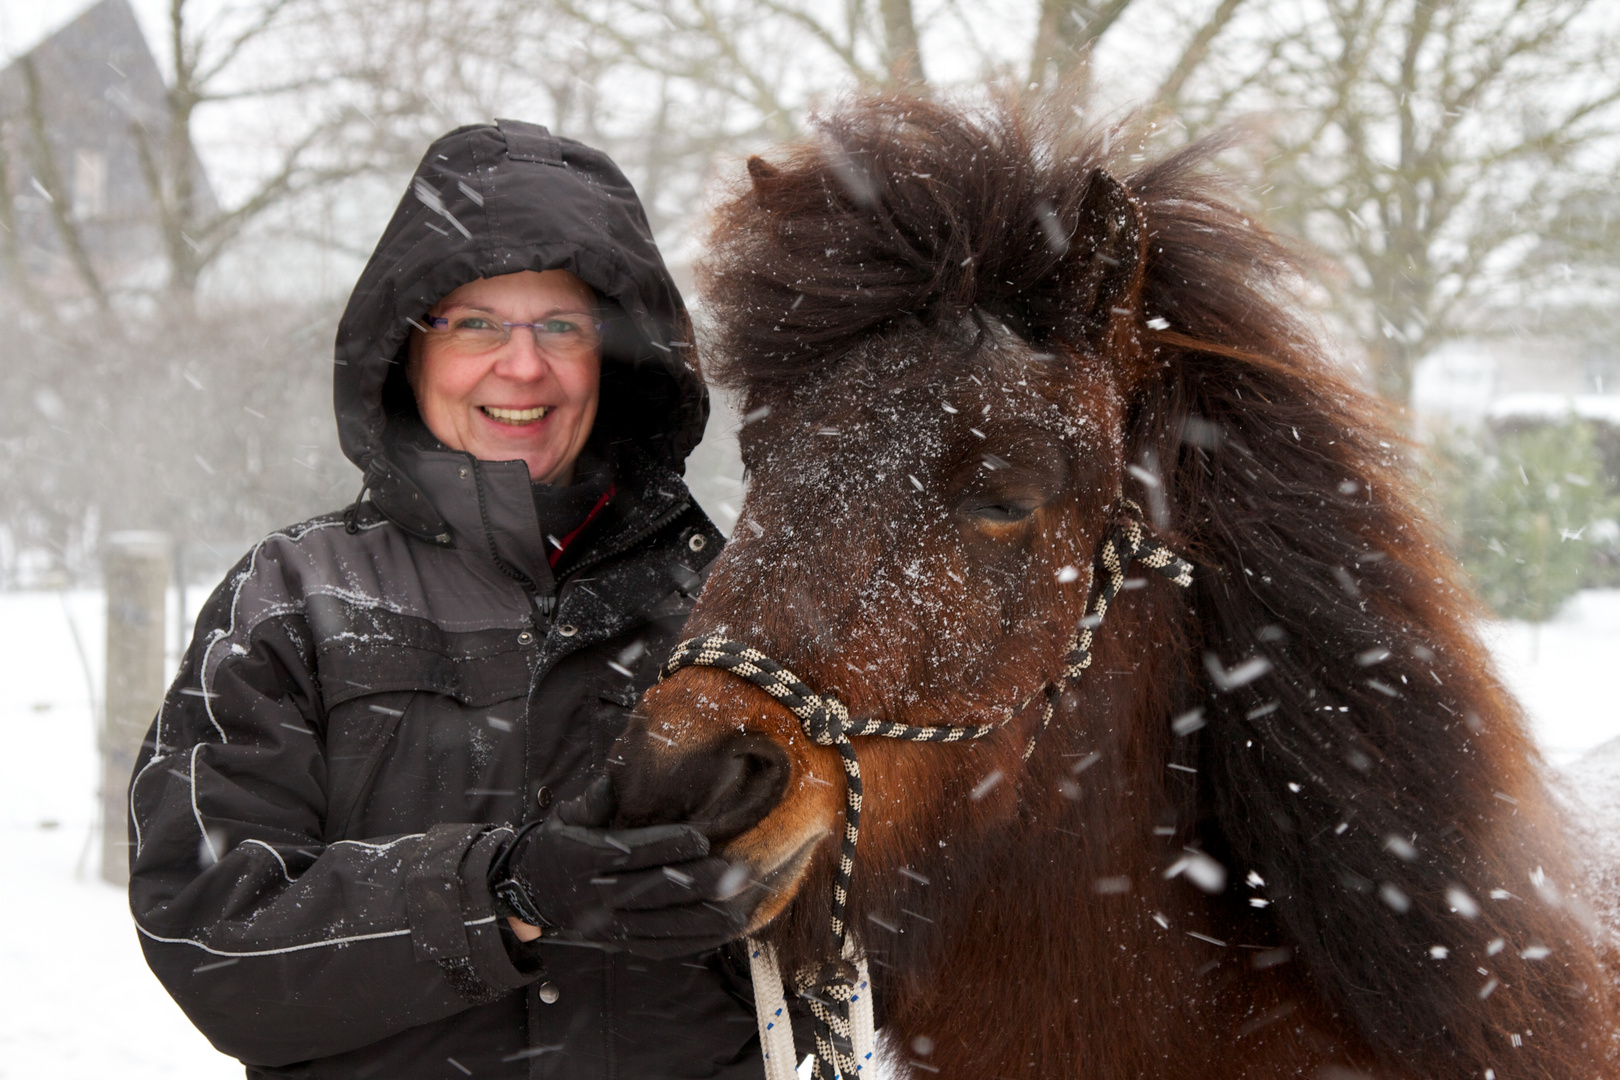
[{"xmin": 409, "ymin": 269, "xmax": 601, "ymax": 485}]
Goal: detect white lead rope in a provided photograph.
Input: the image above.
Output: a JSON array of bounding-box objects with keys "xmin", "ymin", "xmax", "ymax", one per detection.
[
  {"xmin": 750, "ymin": 939, "xmax": 800, "ymax": 1080},
  {"xmin": 750, "ymin": 937, "xmax": 876, "ymax": 1080},
  {"xmin": 847, "ymin": 939, "xmax": 876, "ymax": 1075}
]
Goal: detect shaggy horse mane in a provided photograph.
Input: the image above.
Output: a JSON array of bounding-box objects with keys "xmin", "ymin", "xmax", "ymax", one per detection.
[{"xmin": 700, "ymin": 93, "xmax": 1616, "ymax": 1075}]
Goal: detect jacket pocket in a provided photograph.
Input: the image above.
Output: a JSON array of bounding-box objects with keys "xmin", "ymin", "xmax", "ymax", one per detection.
[
  {"xmin": 304, "ymin": 597, "xmax": 540, "ymax": 838},
  {"xmin": 335, "ymin": 682, "xmax": 533, "ymax": 839},
  {"xmin": 323, "ymin": 691, "xmax": 414, "ymax": 841}
]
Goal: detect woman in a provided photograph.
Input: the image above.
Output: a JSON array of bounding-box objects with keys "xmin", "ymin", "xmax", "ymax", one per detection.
[{"xmin": 129, "ymin": 119, "xmax": 773, "ymax": 1078}]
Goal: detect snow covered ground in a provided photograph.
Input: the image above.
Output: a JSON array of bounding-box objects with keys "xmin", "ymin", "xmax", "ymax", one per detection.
[
  {"xmin": 1482, "ymin": 589, "xmax": 1620, "ymax": 765},
  {"xmin": 0, "ymin": 590, "xmax": 239, "ymax": 1078},
  {"xmin": 2, "ymin": 587, "xmax": 1618, "ymax": 1078}
]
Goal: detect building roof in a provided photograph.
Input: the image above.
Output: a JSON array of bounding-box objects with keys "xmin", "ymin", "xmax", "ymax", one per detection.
[{"xmin": 0, "ymin": 0, "xmax": 215, "ymax": 296}]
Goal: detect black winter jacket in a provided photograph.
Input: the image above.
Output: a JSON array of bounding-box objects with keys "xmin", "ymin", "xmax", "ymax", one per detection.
[{"xmin": 129, "ymin": 120, "xmax": 764, "ymax": 1079}]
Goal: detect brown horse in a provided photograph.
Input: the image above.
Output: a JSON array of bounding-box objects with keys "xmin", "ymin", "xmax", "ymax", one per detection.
[{"xmin": 612, "ymin": 93, "xmax": 1618, "ymax": 1079}]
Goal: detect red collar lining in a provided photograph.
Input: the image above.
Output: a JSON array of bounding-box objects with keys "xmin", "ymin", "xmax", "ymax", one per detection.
[{"xmin": 547, "ymin": 483, "xmax": 616, "ymax": 568}]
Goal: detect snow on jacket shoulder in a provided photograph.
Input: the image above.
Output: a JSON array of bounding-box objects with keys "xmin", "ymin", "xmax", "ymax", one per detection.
[
  {"xmin": 128, "ymin": 118, "xmax": 763, "ymax": 1079},
  {"xmin": 128, "ymin": 461, "xmax": 734, "ymax": 1076},
  {"xmin": 128, "ymin": 506, "xmax": 534, "ymax": 1064}
]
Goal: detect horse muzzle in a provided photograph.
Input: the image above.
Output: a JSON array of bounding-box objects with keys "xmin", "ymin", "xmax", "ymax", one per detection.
[{"xmin": 610, "ymin": 667, "xmax": 846, "ymax": 924}]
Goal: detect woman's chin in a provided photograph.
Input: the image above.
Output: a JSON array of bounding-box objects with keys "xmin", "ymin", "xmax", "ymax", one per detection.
[
  {"xmin": 524, "ymin": 453, "xmax": 572, "ymax": 485},
  {"xmin": 462, "ymin": 434, "xmax": 561, "ymax": 480}
]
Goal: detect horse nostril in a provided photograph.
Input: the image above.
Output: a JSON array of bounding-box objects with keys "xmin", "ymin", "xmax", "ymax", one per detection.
[
  {"xmin": 695, "ymin": 733, "xmax": 792, "ymax": 843},
  {"xmin": 615, "ymin": 732, "xmax": 790, "ymax": 843}
]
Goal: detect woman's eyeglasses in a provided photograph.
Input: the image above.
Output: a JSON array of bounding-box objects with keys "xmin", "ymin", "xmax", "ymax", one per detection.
[{"xmin": 423, "ymin": 309, "xmax": 603, "ymax": 360}]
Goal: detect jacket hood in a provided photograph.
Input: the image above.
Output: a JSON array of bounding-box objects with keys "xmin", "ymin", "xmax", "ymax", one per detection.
[{"xmin": 334, "ymin": 120, "xmax": 707, "ymax": 500}]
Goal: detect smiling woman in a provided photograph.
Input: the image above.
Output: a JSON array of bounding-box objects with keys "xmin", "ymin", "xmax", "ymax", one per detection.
[
  {"xmin": 125, "ymin": 118, "xmax": 772, "ymax": 1080},
  {"xmin": 409, "ymin": 269, "xmax": 603, "ymax": 485}
]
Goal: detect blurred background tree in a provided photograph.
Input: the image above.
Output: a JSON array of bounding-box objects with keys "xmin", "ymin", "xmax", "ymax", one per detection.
[
  {"xmin": 1249, "ymin": 0, "xmax": 1620, "ymax": 403},
  {"xmin": 1437, "ymin": 417, "xmax": 1620, "ymax": 623},
  {"xmin": 1, "ymin": 0, "xmax": 1618, "ymax": 616}
]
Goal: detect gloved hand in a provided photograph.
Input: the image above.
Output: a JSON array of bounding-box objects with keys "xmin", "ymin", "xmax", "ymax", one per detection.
[{"xmin": 489, "ymin": 777, "xmax": 755, "ymax": 959}]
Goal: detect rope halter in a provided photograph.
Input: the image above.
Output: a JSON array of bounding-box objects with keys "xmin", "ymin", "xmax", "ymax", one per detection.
[{"xmin": 659, "ymin": 505, "xmax": 1193, "ymax": 1080}]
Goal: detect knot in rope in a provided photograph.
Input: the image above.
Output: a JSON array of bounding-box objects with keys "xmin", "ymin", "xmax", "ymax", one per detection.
[{"xmin": 661, "ymin": 637, "xmax": 853, "ymax": 745}]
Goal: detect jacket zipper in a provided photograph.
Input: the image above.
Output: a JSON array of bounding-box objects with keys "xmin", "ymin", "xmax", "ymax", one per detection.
[
  {"xmin": 555, "ymin": 495, "xmax": 691, "ymax": 590},
  {"xmin": 501, "ymin": 572, "xmax": 552, "ymax": 638},
  {"xmin": 522, "ymin": 494, "xmax": 693, "ymax": 694},
  {"xmin": 516, "ymin": 495, "xmax": 694, "ymax": 842},
  {"xmin": 515, "ymin": 493, "xmax": 688, "ymax": 628}
]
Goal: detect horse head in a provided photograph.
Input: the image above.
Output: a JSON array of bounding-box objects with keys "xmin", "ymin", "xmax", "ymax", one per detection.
[{"xmin": 612, "ymin": 94, "xmax": 1616, "ymax": 1078}]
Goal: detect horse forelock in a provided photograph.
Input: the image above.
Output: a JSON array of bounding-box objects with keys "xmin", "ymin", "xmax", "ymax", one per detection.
[
  {"xmin": 695, "ymin": 90, "xmax": 1618, "ymax": 1076},
  {"xmin": 699, "ymin": 92, "xmax": 1148, "ymax": 399}
]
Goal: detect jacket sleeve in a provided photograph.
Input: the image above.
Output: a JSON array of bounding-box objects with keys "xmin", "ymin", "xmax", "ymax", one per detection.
[{"xmin": 127, "ymin": 538, "xmax": 538, "ymax": 1067}]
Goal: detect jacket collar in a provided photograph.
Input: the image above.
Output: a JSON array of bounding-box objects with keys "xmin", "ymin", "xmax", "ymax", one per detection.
[{"xmin": 368, "ymin": 433, "xmax": 690, "ymax": 596}]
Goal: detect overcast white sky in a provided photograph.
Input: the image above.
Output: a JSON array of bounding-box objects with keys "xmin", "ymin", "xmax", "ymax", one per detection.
[
  {"xmin": 0, "ymin": 0, "xmax": 175, "ymax": 65},
  {"xmin": 0, "ymin": 0, "xmax": 1187, "ymax": 110}
]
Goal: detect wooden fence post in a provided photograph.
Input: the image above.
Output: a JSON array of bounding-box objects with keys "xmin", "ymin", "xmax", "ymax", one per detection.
[{"xmin": 102, "ymin": 531, "xmax": 168, "ymax": 885}]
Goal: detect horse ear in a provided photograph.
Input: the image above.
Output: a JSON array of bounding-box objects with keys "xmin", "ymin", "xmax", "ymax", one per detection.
[
  {"xmin": 747, "ymin": 156, "xmax": 782, "ymax": 187},
  {"xmin": 1069, "ymin": 168, "xmax": 1145, "ymax": 338}
]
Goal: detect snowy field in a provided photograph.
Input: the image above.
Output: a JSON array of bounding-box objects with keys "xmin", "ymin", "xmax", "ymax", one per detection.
[
  {"xmin": 0, "ymin": 590, "xmax": 239, "ymax": 1078},
  {"xmin": 2, "ymin": 587, "xmax": 1618, "ymax": 1079}
]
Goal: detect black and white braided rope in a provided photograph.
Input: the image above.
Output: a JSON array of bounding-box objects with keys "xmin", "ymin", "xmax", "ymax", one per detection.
[
  {"xmin": 1023, "ymin": 510, "xmax": 1196, "ymax": 757},
  {"xmin": 660, "ymin": 507, "xmax": 1192, "ymax": 1080}
]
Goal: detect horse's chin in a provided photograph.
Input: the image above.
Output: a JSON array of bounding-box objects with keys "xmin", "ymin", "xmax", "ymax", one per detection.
[{"xmin": 723, "ymin": 822, "xmax": 824, "ymax": 933}]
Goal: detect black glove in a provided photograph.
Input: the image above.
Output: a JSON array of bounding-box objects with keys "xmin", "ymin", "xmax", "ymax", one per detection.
[{"xmin": 489, "ymin": 777, "xmax": 755, "ymax": 959}]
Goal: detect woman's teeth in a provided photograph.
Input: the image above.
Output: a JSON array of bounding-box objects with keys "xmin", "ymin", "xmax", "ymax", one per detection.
[{"xmin": 480, "ymin": 405, "xmax": 549, "ymax": 423}]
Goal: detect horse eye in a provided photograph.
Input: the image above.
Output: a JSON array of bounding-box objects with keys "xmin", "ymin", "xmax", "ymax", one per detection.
[{"xmin": 958, "ymin": 498, "xmax": 1039, "ymax": 524}]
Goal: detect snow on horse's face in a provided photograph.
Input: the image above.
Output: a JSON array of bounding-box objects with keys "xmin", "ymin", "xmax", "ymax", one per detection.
[{"xmin": 618, "ymin": 319, "xmax": 1131, "ymax": 931}]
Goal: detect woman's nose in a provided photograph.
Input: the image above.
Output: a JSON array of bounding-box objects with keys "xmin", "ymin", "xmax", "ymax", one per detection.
[{"xmin": 491, "ymin": 332, "xmax": 551, "ymax": 380}]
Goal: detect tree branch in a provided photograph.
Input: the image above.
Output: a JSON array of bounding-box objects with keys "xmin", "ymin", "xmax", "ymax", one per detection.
[
  {"xmin": 1151, "ymin": 0, "xmax": 1247, "ymax": 108},
  {"xmin": 1030, "ymin": 0, "xmax": 1136, "ymax": 88},
  {"xmin": 17, "ymin": 57, "xmax": 109, "ymax": 311},
  {"xmin": 192, "ymin": 0, "xmax": 303, "ymax": 88},
  {"xmin": 880, "ymin": 0, "xmax": 925, "ymax": 86}
]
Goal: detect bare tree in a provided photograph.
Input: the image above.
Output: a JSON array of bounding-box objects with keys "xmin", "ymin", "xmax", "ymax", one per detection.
[
  {"xmin": 545, "ymin": 0, "xmax": 938, "ymax": 134},
  {"xmin": 1251, "ymin": 0, "xmax": 1620, "ymax": 401},
  {"xmin": 0, "ymin": 0, "xmax": 431, "ymax": 577},
  {"xmin": 881, "ymin": 0, "xmax": 926, "ymax": 85},
  {"xmin": 507, "ymin": 0, "xmax": 1618, "ymax": 410},
  {"xmin": 10, "ymin": 0, "xmax": 1614, "ymax": 584},
  {"xmin": 529, "ymin": 0, "xmax": 1263, "ymax": 230},
  {"xmin": 1148, "ymin": 0, "xmax": 1249, "ymax": 110},
  {"xmin": 0, "ymin": 0, "xmax": 453, "ymax": 310},
  {"xmin": 130, "ymin": 0, "xmax": 406, "ymax": 303},
  {"xmin": 14, "ymin": 53, "xmax": 111, "ymax": 310},
  {"xmin": 0, "ymin": 135, "xmax": 35, "ymax": 305},
  {"xmin": 1029, "ymin": 0, "xmax": 1134, "ymax": 91}
]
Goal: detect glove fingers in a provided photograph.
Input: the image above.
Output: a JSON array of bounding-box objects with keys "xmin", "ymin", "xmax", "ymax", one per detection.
[
  {"xmin": 611, "ymin": 900, "xmax": 750, "ymax": 943},
  {"xmin": 560, "ymin": 822, "xmax": 712, "ymax": 874},
  {"xmin": 611, "ymin": 903, "xmax": 753, "ymax": 960},
  {"xmin": 555, "ymin": 775, "xmax": 617, "ymax": 828},
  {"xmin": 594, "ymin": 858, "xmax": 734, "ymax": 910}
]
